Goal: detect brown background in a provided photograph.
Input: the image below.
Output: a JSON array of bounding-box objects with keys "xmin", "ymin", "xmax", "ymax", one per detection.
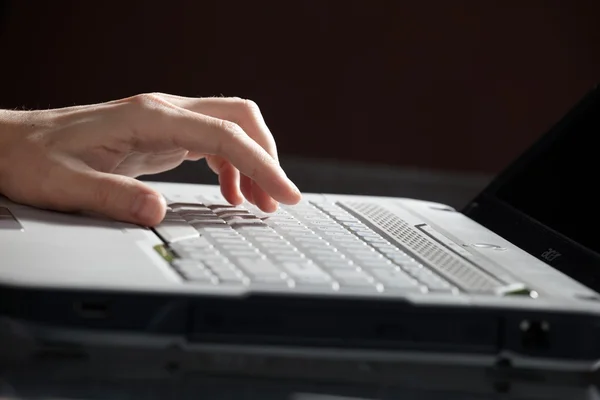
[{"xmin": 0, "ymin": 0, "xmax": 599, "ymax": 175}]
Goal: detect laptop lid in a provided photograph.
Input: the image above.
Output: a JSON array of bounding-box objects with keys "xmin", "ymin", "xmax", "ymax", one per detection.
[{"xmin": 464, "ymin": 84, "xmax": 600, "ymax": 294}]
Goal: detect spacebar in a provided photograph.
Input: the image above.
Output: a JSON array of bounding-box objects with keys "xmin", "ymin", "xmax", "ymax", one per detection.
[{"xmin": 154, "ymin": 220, "xmax": 199, "ymax": 243}]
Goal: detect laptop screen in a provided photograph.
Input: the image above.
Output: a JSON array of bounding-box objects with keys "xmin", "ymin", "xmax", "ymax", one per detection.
[
  {"xmin": 494, "ymin": 91, "xmax": 599, "ymax": 254},
  {"xmin": 465, "ymin": 85, "xmax": 600, "ymax": 291}
]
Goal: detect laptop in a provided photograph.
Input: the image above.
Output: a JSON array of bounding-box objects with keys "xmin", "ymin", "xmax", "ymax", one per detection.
[{"xmin": 2, "ymin": 85, "xmax": 600, "ymax": 388}]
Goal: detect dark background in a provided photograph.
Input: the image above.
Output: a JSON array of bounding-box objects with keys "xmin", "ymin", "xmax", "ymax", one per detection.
[{"xmin": 0, "ymin": 0, "xmax": 599, "ymax": 207}]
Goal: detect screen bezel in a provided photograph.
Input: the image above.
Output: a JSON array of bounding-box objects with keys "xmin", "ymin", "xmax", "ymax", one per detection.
[{"xmin": 463, "ymin": 84, "xmax": 600, "ymax": 293}]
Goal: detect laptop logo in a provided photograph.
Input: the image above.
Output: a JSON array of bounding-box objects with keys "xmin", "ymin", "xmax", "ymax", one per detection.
[
  {"xmin": 541, "ymin": 248, "xmax": 561, "ymax": 263},
  {"xmin": 0, "ymin": 206, "xmax": 24, "ymax": 230}
]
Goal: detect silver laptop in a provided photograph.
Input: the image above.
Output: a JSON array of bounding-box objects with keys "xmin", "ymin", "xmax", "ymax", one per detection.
[{"xmin": 1, "ymin": 86, "xmax": 600, "ymax": 387}]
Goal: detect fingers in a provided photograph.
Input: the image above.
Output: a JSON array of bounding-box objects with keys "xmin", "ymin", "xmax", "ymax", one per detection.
[
  {"xmin": 43, "ymin": 164, "xmax": 167, "ymax": 226},
  {"xmin": 240, "ymin": 175, "xmax": 255, "ymax": 205},
  {"xmin": 206, "ymin": 155, "xmax": 243, "ymax": 205},
  {"xmin": 147, "ymin": 94, "xmax": 284, "ymax": 211},
  {"xmin": 156, "ymin": 95, "xmax": 278, "ymax": 160},
  {"xmin": 125, "ymin": 95, "xmax": 301, "ymax": 206},
  {"xmin": 252, "ymin": 179, "xmax": 277, "ymax": 212}
]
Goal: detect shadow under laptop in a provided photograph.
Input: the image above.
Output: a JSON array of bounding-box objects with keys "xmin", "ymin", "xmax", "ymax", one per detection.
[{"xmin": 0, "ymin": 360, "xmax": 596, "ymax": 400}]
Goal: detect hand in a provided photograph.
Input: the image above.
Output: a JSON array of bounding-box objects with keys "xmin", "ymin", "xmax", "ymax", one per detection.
[{"xmin": 0, "ymin": 93, "xmax": 302, "ymax": 226}]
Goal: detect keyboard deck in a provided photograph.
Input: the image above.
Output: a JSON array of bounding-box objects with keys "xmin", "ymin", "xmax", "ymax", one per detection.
[{"xmin": 152, "ymin": 196, "xmax": 471, "ymax": 295}]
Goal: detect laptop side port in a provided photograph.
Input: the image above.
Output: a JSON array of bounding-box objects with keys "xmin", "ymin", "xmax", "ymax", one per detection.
[
  {"xmin": 74, "ymin": 300, "xmax": 110, "ymax": 319},
  {"xmin": 519, "ymin": 319, "xmax": 550, "ymax": 350}
]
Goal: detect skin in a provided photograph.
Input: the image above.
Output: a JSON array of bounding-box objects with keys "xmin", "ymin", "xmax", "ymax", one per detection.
[{"xmin": 0, "ymin": 93, "xmax": 302, "ymax": 227}]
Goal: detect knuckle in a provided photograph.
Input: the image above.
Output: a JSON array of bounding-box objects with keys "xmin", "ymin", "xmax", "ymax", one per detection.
[
  {"xmin": 212, "ymin": 119, "xmax": 246, "ymax": 156},
  {"xmin": 129, "ymin": 92, "xmax": 170, "ymax": 110},
  {"xmin": 241, "ymin": 98, "xmax": 260, "ymax": 115},
  {"xmin": 234, "ymin": 98, "xmax": 261, "ymax": 120},
  {"xmin": 92, "ymin": 182, "xmax": 113, "ymax": 211},
  {"xmin": 92, "ymin": 175, "xmax": 126, "ymax": 210},
  {"xmin": 248, "ymin": 166, "xmax": 259, "ymax": 180},
  {"xmin": 131, "ymin": 93, "xmax": 157, "ymax": 105},
  {"xmin": 217, "ymin": 119, "xmax": 245, "ymax": 139}
]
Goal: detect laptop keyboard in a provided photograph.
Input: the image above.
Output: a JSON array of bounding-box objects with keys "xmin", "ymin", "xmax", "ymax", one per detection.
[{"xmin": 154, "ymin": 197, "xmax": 462, "ymax": 294}]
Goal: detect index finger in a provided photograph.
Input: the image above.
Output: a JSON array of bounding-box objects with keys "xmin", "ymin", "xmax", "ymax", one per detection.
[{"xmin": 155, "ymin": 95, "xmax": 278, "ymax": 160}]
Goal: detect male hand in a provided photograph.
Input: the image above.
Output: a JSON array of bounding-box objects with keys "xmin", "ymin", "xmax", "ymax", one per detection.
[{"xmin": 0, "ymin": 93, "xmax": 302, "ymax": 226}]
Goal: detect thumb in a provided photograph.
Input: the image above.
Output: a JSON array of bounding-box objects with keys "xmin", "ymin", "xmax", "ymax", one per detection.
[{"xmin": 51, "ymin": 169, "xmax": 167, "ymax": 226}]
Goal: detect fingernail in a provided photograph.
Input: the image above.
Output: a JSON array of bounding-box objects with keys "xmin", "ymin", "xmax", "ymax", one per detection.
[{"xmin": 131, "ymin": 193, "xmax": 165, "ymax": 224}]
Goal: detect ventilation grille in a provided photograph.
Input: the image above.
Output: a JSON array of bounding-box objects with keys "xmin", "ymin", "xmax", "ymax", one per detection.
[{"xmin": 339, "ymin": 201, "xmax": 504, "ymax": 293}]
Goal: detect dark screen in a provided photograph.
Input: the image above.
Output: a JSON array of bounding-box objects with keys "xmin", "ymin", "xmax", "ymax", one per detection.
[{"xmin": 495, "ymin": 92, "xmax": 600, "ymax": 254}]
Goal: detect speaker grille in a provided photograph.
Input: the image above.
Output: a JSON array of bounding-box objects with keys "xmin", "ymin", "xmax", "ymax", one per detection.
[{"xmin": 339, "ymin": 201, "xmax": 504, "ymax": 293}]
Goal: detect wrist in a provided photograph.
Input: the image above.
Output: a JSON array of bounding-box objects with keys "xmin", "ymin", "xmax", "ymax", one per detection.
[
  {"xmin": 0, "ymin": 110, "xmax": 24, "ymax": 191},
  {"xmin": 0, "ymin": 109, "xmax": 23, "ymax": 145}
]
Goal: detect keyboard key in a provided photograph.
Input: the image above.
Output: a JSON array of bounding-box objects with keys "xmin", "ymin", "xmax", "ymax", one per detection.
[
  {"xmin": 281, "ymin": 262, "xmax": 328, "ymax": 279},
  {"xmin": 409, "ymin": 268, "xmax": 452, "ymax": 291},
  {"xmin": 189, "ymin": 220, "xmax": 227, "ymax": 227},
  {"xmin": 221, "ymin": 244, "xmax": 256, "ymax": 252},
  {"xmin": 389, "ymin": 256, "xmax": 416, "ymax": 266},
  {"xmin": 370, "ymin": 268, "xmax": 418, "ymax": 289},
  {"xmin": 206, "ymin": 264, "xmax": 247, "ymax": 284},
  {"xmin": 207, "ymin": 205, "xmax": 247, "ymax": 212},
  {"xmin": 262, "ymin": 242, "xmax": 295, "ymax": 250},
  {"xmin": 360, "ymin": 236, "xmax": 388, "ymax": 243},
  {"xmin": 154, "ymin": 220, "xmax": 200, "ymax": 243},
  {"xmin": 329, "ymin": 269, "xmax": 375, "ymax": 287},
  {"xmin": 307, "ymin": 220, "xmax": 339, "ymax": 227},
  {"xmin": 237, "ymin": 258, "xmax": 283, "ymax": 278},
  {"xmin": 163, "ymin": 211, "xmax": 186, "ymax": 221},
  {"xmin": 205, "ymin": 231, "xmax": 239, "ymax": 238},
  {"xmin": 229, "ymin": 250, "xmax": 265, "ymax": 258},
  {"xmin": 230, "ymin": 220, "xmax": 267, "ymax": 227},
  {"xmin": 314, "ymin": 254, "xmax": 347, "ymax": 264},
  {"xmin": 274, "ymin": 255, "xmax": 307, "ymax": 263},
  {"xmin": 318, "ymin": 226, "xmax": 347, "ymax": 233},
  {"xmin": 198, "ymin": 226, "xmax": 232, "ymax": 233},
  {"xmin": 323, "ymin": 232, "xmax": 351, "ymax": 238},
  {"xmin": 172, "ymin": 260, "xmax": 216, "ymax": 283},
  {"xmin": 294, "ymin": 275, "xmax": 334, "ymax": 286},
  {"xmin": 189, "ymin": 219, "xmax": 227, "ymax": 226},
  {"xmin": 184, "ymin": 214, "xmax": 221, "ymax": 220},
  {"xmin": 216, "ymin": 239, "xmax": 250, "ymax": 246},
  {"xmin": 222, "ymin": 215, "xmax": 258, "ymax": 222},
  {"xmin": 204, "ymin": 259, "xmax": 233, "ymax": 270},
  {"xmin": 320, "ymin": 260, "xmax": 356, "ymax": 270},
  {"xmin": 172, "ymin": 236, "xmax": 213, "ymax": 249},
  {"xmin": 358, "ymin": 259, "xmax": 394, "ymax": 269},
  {"xmin": 307, "ymin": 247, "xmax": 339, "ymax": 255},
  {"xmin": 190, "ymin": 252, "xmax": 229, "ymax": 263},
  {"xmin": 181, "ymin": 214, "xmax": 218, "ymax": 222},
  {"xmin": 353, "ymin": 253, "xmax": 385, "ymax": 262},
  {"xmin": 168, "ymin": 203, "xmax": 208, "ymax": 211},
  {"xmin": 216, "ymin": 210, "xmax": 251, "ymax": 218}
]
